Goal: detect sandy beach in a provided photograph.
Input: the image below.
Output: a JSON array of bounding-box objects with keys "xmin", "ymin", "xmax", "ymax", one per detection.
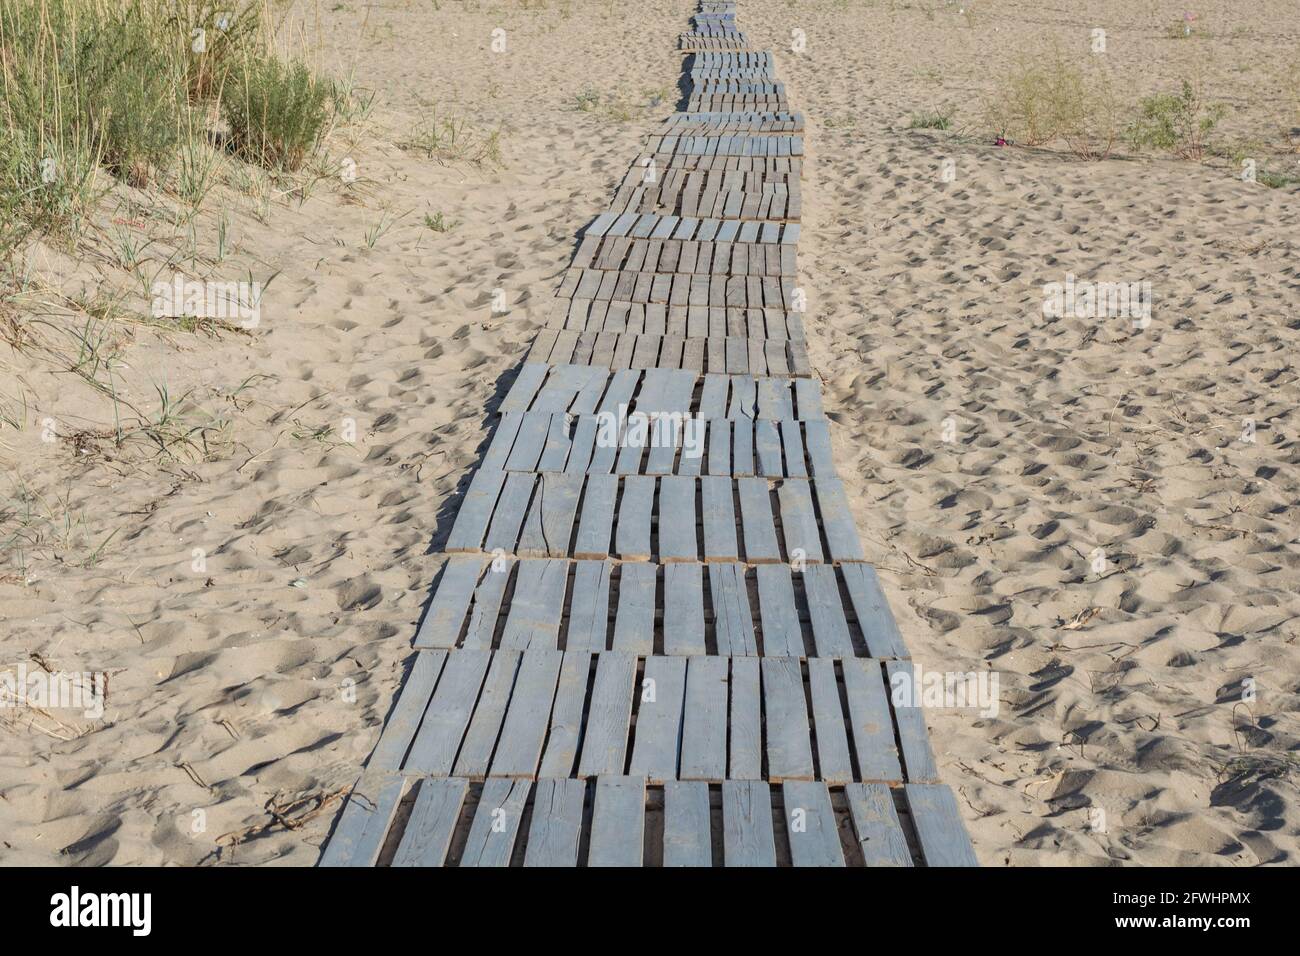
[{"xmin": 1, "ymin": 0, "xmax": 1297, "ymax": 866}]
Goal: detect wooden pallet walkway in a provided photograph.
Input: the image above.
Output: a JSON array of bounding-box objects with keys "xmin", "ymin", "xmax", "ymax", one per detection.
[{"xmin": 322, "ymin": 0, "xmax": 977, "ymax": 868}]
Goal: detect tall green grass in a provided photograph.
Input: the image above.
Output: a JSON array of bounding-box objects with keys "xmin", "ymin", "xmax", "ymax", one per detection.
[{"xmin": 0, "ymin": 0, "xmax": 333, "ymax": 263}]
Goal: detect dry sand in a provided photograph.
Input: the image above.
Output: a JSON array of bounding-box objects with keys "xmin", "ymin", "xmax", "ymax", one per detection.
[{"xmin": 1, "ymin": 0, "xmax": 1297, "ymax": 866}]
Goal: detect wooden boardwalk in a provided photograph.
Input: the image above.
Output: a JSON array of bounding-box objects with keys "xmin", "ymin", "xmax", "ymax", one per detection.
[{"xmin": 320, "ymin": 1, "xmax": 977, "ymax": 868}]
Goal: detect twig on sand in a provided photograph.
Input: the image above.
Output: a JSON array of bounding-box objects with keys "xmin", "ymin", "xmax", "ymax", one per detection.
[{"xmin": 213, "ymin": 788, "xmax": 348, "ymax": 860}]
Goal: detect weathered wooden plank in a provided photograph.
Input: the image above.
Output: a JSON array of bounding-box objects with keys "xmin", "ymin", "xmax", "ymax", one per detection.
[
  {"xmin": 489, "ymin": 647, "xmax": 563, "ymax": 777},
  {"xmin": 404, "ymin": 649, "xmax": 492, "ymax": 774},
  {"xmin": 462, "ymin": 560, "xmax": 510, "ymax": 649},
  {"xmin": 778, "ymin": 479, "xmax": 823, "ymax": 564},
  {"xmin": 523, "ymin": 777, "xmax": 587, "ymax": 867},
  {"xmin": 906, "ymin": 784, "xmax": 978, "ymax": 866},
  {"xmin": 657, "ymin": 475, "xmax": 698, "ymax": 561},
  {"xmin": 813, "ymin": 477, "xmax": 865, "ymax": 562},
  {"xmin": 841, "ymin": 562, "xmax": 909, "ymax": 659},
  {"xmin": 500, "ymin": 363, "xmax": 550, "ymax": 413},
  {"xmin": 483, "ymin": 471, "xmax": 536, "ymax": 553},
  {"xmin": 565, "ymin": 559, "xmax": 611, "ymax": 651},
  {"xmin": 708, "ymin": 562, "xmax": 757, "ymax": 655},
  {"xmin": 612, "ymin": 561, "xmax": 656, "ymax": 654},
  {"xmin": 391, "ymin": 777, "xmax": 469, "ymax": 867},
  {"xmin": 807, "ymin": 658, "xmax": 853, "ymax": 784},
  {"xmin": 460, "ymin": 778, "xmax": 530, "ymax": 867},
  {"xmin": 782, "ymin": 781, "xmax": 845, "ymax": 867},
  {"xmin": 588, "ymin": 775, "xmax": 646, "ymax": 867},
  {"xmin": 700, "ymin": 475, "xmax": 739, "ymax": 561},
  {"xmin": 577, "ymin": 652, "xmax": 637, "ymax": 777},
  {"xmin": 319, "ymin": 769, "xmax": 404, "ymax": 867},
  {"xmin": 680, "ymin": 655, "xmax": 729, "ymax": 780},
  {"xmin": 516, "ymin": 472, "xmax": 582, "ymax": 557},
  {"xmin": 664, "ymin": 780, "xmax": 712, "ymax": 867},
  {"xmin": 761, "ymin": 657, "xmax": 814, "ymax": 781},
  {"xmin": 802, "ymin": 564, "xmax": 856, "ymax": 657},
  {"xmin": 629, "ymin": 655, "xmax": 687, "ymax": 783},
  {"xmin": 453, "ymin": 650, "xmax": 522, "ymax": 778},
  {"xmin": 737, "ymin": 477, "xmax": 779, "ymax": 562},
  {"xmin": 754, "ymin": 563, "xmax": 804, "ymax": 658},
  {"xmin": 615, "ymin": 475, "xmax": 655, "ymax": 559},
  {"xmin": 573, "ymin": 473, "xmax": 618, "ymax": 559},
  {"xmin": 367, "ymin": 651, "xmax": 447, "ymax": 770},
  {"xmin": 886, "ymin": 661, "xmax": 940, "ymax": 783},
  {"xmin": 663, "ymin": 562, "xmax": 706, "ymax": 655},
  {"xmin": 500, "ymin": 558, "xmax": 568, "ymax": 651},
  {"xmin": 841, "ymin": 657, "xmax": 904, "ymax": 782},
  {"xmin": 845, "ymin": 783, "xmax": 913, "ymax": 866},
  {"xmin": 537, "ymin": 650, "xmax": 593, "ymax": 778},
  {"xmin": 721, "ymin": 779, "xmax": 776, "ymax": 866},
  {"xmin": 728, "ymin": 656, "xmax": 762, "ymax": 779},
  {"xmin": 754, "ymin": 419, "xmax": 783, "ymax": 475},
  {"xmin": 414, "ymin": 558, "xmax": 483, "ymax": 649},
  {"xmin": 445, "ymin": 468, "xmax": 507, "ymax": 552}
]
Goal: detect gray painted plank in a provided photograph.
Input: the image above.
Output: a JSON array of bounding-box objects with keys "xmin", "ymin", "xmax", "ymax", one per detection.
[
  {"xmin": 588, "ymin": 775, "xmax": 646, "ymax": 867},
  {"xmin": 807, "ymin": 657, "xmax": 853, "ymax": 784},
  {"xmin": 755, "ymin": 419, "xmax": 782, "ymax": 475},
  {"xmin": 886, "ymin": 661, "xmax": 940, "ymax": 783},
  {"xmin": 737, "ymin": 477, "xmax": 780, "ymax": 562},
  {"xmin": 612, "ymin": 561, "xmax": 657, "ymax": 653},
  {"xmin": 761, "ymin": 657, "xmax": 814, "ymax": 781},
  {"xmin": 483, "ymin": 471, "xmax": 536, "ymax": 553},
  {"xmin": 414, "ymin": 558, "xmax": 483, "ymax": 648},
  {"xmin": 708, "ymin": 562, "xmax": 757, "ymax": 655},
  {"xmin": 499, "ymin": 558, "xmax": 568, "ymax": 651},
  {"xmin": 663, "ymin": 562, "xmax": 706, "ymax": 655},
  {"xmin": 629, "ymin": 655, "xmax": 687, "ymax": 783},
  {"xmin": 445, "ymin": 468, "xmax": 506, "ymax": 552},
  {"xmin": 845, "ymin": 783, "xmax": 913, "ymax": 867},
  {"xmin": 516, "ymin": 473, "xmax": 582, "ymax": 557},
  {"xmin": 813, "ymin": 477, "xmax": 865, "ymax": 562},
  {"xmin": 782, "ymin": 781, "xmax": 845, "ymax": 867},
  {"xmin": 453, "ymin": 650, "xmax": 522, "ymax": 778},
  {"xmin": 368, "ymin": 651, "xmax": 447, "ymax": 770},
  {"xmin": 565, "ymin": 560, "xmax": 611, "ymax": 651},
  {"xmin": 657, "ymin": 475, "xmax": 698, "ymax": 562},
  {"xmin": 574, "ymin": 474, "xmax": 618, "ymax": 559},
  {"xmin": 803, "ymin": 564, "xmax": 856, "ymax": 657},
  {"xmin": 391, "ymin": 777, "xmax": 469, "ymax": 867},
  {"xmin": 728, "ymin": 656, "xmax": 762, "ymax": 779},
  {"xmin": 841, "ymin": 658, "xmax": 904, "ymax": 782},
  {"xmin": 906, "ymin": 784, "xmax": 978, "ymax": 866},
  {"xmin": 803, "ymin": 418, "xmax": 837, "ymax": 476},
  {"xmin": 700, "ymin": 475, "xmax": 739, "ymax": 561},
  {"xmin": 615, "ymin": 476, "xmax": 655, "ymax": 561},
  {"xmin": 460, "ymin": 778, "xmax": 530, "ymax": 867},
  {"xmin": 404, "ymin": 649, "xmax": 492, "ymax": 774},
  {"xmin": 680, "ymin": 655, "xmax": 729, "ymax": 780},
  {"xmin": 523, "ymin": 777, "xmax": 587, "ymax": 867},
  {"xmin": 489, "ymin": 647, "xmax": 563, "ymax": 777},
  {"xmin": 463, "ymin": 560, "xmax": 510, "ymax": 649},
  {"xmin": 500, "ymin": 362, "xmax": 550, "ymax": 412},
  {"xmin": 778, "ymin": 479, "xmax": 823, "ymax": 564},
  {"xmin": 841, "ymin": 563, "xmax": 909, "ymax": 659},
  {"xmin": 721, "ymin": 779, "xmax": 776, "ymax": 866},
  {"xmin": 754, "ymin": 563, "xmax": 804, "ymax": 658},
  {"xmin": 577, "ymin": 652, "xmax": 637, "ymax": 777},
  {"xmin": 319, "ymin": 769, "xmax": 404, "ymax": 867},
  {"xmin": 537, "ymin": 650, "xmax": 593, "ymax": 778},
  {"xmin": 664, "ymin": 780, "xmax": 712, "ymax": 867}
]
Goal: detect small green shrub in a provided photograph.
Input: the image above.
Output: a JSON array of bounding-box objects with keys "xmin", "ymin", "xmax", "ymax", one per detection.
[
  {"xmin": 223, "ymin": 57, "xmax": 331, "ymax": 171},
  {"xmin": 983, "ymin": 49, "xmax": 1122, "ymax": 158},
  {"xmin": 1126, "ymin": 81, "xmax": 1226, "ymax": 160},
  {"xmin": 908, "ymin": 111, "xmax": 952, "ymax": 130}
]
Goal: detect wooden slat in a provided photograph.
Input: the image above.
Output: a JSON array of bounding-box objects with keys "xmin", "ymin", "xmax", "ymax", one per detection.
[
  {"xmin": 782, "ymin": 781, "xmax": 845, "ymax": 867},
  {"xmin": 523, "ymin": 777, "xmax": 587, "ymax": 867},
  {"xmin": 658, "ymin": 475, "xmax": 698, "ymax": 561},
  {"xmin": 664, "ymin": 780, "xmax": 712, "ymax": 866},
  {"xmin": 445, "ymin": 468, "xmax": 506, "ymax": 552},
  {"xmin": 754, "ymin": 564, "xmax": 803, "ymax": 657},
  {"xmin": 778, "ymin": 480, "xmax": 823, "ymax": 564},
  {"xmin": 404, "ymin": 649, "xmax": 491, "ymax": 774},
  {"xmin": 841, "ymin": 658, "xmax": 904, "ymax": 782},
  {"xmin": 906, "ymin": 784, "xmax": 978, "ymax": 866},
  {"xmin": 565, "ymin": 560, "xmax": 611, "ymax": 651},
  {"xmin": 728, "ymin": 656, "xmax": 762, "ymax": 779},
  {"xmin": 588, "ymin": 775, "xmax": 646, "ymax": 866},
  {"xmin": 615, "ymin": 475, "xmax": 655, "ymax": 559},
  {"xmin": 574, "ymin": 474, "xmax": 618, "ymax": 558},
  {"xmin": 841, "ymin": 563, "xmax": 909, "ymax": 659},
  {"xmin": 414, "ymin": 559, "xmax": 483, "ymax": 649},
  {"xmin": 629, "ymin": 656, "xmax": 687, "ymax": 783},
  {"xmin": 500, "ymin": 558, "xmax": 567, "ymax": 650},
  {"xmin": 577, "ymin": 652, "xmax": 637, "ymax": 777},
  {"xmin": 612, "ymin": 562, "xmax": 656, "ymax": 653},
  {"xmin": 537, "ymin": 651, "xmax": 593, "ymax": 778},
  {"xmin": 845, "ymin": 783, "xmax": 912, "ymax": 866},
  {"xmin": 700, "ymin": 475, "xmax": 739, "ymax": 561},
  {"xmin": 721, "ymin": 779, "xmax": 776, "ymax": 866},
  {"xmin": 318, "ymin": 770, "xmax": 404, "ymax": 867},
  {"xmin": 367, "ymin": 651, "xmax": 447, "ymax": 769},
  {"xmin": 708, "ymin": 562, "xmax": 757, "ymax": 655},
  {"xmin": 737, "ymin": 477, "xmax": 779, "ymax": 562},
  {"xmin": 483, "ymin": 471, "xmax": 536, "ymax": 553},
  {"xmin": 460, "ymin": 778, "xmax": 530, "ymax": 866},
  {"xmin": 680, "ymin": 655, "xmax": 729, "ymax": 780},
  {"xmin": 489, "ymin": 647, "xmax": 563, "ymax": 777},
  {"xmin": 453, "ymin": 650, "xmax": 522, "ymax": 778},
  {"xmin": 886, "ymin": 661, "xmax": 940, "ymax": 783},
  {"xmin": 807, "ymin": 658, "xmax": 853, "ymax": 784},
  {"xmin": 663, "ymin": 563, "xmax": 706, "ymax": 654},
  {"xmin": 391, "ymin": 777, "xmax": 469, "ymax": 867},
  {"xmin": 761, "ymin": 657, "xmax": 814, "ymax": 781}
]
